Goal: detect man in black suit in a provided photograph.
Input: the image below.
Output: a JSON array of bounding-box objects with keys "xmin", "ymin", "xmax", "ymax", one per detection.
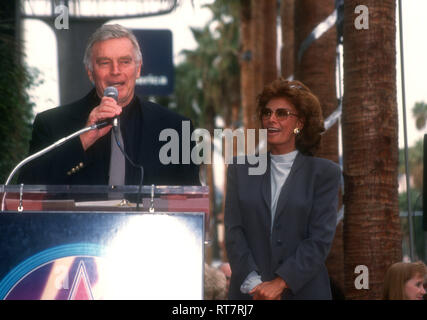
[{"xmin": 18, "ymin": 24, "xmax": 199, "ymax": 186}]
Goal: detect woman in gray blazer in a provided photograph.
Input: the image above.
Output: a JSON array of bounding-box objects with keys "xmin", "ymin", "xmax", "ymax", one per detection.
[{"xmin": 225, "ymin": 79, "xmax": 341, "ymax": 300}]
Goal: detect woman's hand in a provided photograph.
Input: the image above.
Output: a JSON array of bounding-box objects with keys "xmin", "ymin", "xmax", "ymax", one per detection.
[{"xmin": 250, "ymin": 277, "xmax": 288, "ymax": 300}]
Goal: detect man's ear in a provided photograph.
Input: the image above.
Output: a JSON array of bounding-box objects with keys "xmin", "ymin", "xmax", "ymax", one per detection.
[
  {"xmin": 136, "ymin": 60, "xmax": 142, "ymax": 78},
  {"xmin": 86, "ymin": 67, "xmax": 94, "ymax": 84}
]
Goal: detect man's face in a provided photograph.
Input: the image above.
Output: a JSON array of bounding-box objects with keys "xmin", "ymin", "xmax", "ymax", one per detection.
[{"xmin": 87, "ymin": 37, "xmax": 141, "ymax": 107}]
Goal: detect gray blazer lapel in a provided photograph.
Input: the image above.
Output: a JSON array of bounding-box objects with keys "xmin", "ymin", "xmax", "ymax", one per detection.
[
  {"xmin": 260, "ymin": 153, "xmax": 271, "ymax": 211},
  {"xmin": 258, "ymin": 153, "xmax": 272, "ymax": 233},
  {"xmin": 273, "ymin": 152, "xmax": 307, "ymax": 224}
]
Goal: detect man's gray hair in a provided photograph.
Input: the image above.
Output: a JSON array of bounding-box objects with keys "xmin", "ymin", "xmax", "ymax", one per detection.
[{"xmin": 83, "ymin": 24, "xmax": 142, "ymax": 72}]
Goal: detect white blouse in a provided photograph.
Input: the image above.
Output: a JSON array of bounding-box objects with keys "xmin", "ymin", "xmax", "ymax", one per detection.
[{"xmin": 270, "ymin": 150, "xmax": 298, "ymax": 232}]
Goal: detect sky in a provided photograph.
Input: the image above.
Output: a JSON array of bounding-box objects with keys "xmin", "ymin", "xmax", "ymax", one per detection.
[
  {"xmin": 22, "ymin": 0, "xmax": 426, "ymax": 151},
  {"xmin": 395, "ymin": 1, "xmax": 427, "ymax": 149}
]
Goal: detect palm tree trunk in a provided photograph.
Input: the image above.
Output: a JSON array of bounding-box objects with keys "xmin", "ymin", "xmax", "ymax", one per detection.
[
  {"xmin": 294, "ymin": 0, "xmax": 338, "ymax": 161},
  {"xmin": 251, "ymin": 0, "xmax": 264, "ymax": 102},
  {"xmin": 240, "ymin": 0, "xmax": 257, "ymax": 131},
  {"xmin": 280, "ymin": 0, "xmax": 295, "ymax": 79},
  {"xmin": 262, "ymin": 0, "xmax": 278, "ymax": 85},
  {"xmin": 342, "ymin": 0, "xmax": 401, "ymax": 299},
  {"xmin": 240, "ymin": 0, "xmax": 277, "ymax": 132},
  {"xmin": 294, "ymin": 0, "xmax": 344, "ymax": 294}
]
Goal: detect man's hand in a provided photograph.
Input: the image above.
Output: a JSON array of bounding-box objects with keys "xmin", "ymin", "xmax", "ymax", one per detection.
[
  {"xmin": 80, "ymin": 96, "xmax": 122, "ymax": 151},
  {"xmin": 249, "ymin": 277, "xmax": 288, "ymax": 300}
]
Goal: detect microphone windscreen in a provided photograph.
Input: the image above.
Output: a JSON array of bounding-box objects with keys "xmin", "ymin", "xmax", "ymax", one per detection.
[{"xmin": 103, "ymin": 86, "xmax": 118, "ymax": 101}]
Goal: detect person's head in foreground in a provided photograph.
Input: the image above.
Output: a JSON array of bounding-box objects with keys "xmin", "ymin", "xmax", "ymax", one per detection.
[{"xmin": 383, "ymin": 261, "xmax": 427, "ymax": 300}]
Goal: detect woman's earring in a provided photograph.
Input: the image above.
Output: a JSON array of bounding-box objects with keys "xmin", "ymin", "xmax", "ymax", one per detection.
[{"xmin": 293, "ymin": 128, "xmax": 300, "ymax": 135}]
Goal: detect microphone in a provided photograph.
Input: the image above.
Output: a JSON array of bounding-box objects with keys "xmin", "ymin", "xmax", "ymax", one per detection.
[
  {"xmin": 95, "ymin": 86, "xmax": 119, "ymax": 129},
  {"xmin": 104, "ymin": 86, "xmax": 118, "ymax": 101}
]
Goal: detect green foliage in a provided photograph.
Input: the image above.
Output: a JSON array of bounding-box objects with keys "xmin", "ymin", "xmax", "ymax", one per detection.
[
  {"xmin": 399, "ymin": 188, "xmax": 423, "ymax": 212},
  {"xmin": 399, "ymin": 139, "xmax": 424, "ymax": 174},
  {"xmin": 0, "ymin": 22, "xmax": 38, "ymax": 183},
  {"xmin": 398, "ymin": 102, "xmax": 425, "ymax": 197},
  {"xmin": 398, "ymin": 101, "xmax": 425, "ymax": 260},
  {"xmin": 400, "ymin": 213, "xmax": 425, "ymax": 262},
  {"xmin": 412, "ymin": 101, "xmax": 427, "ymax": 130},
  {"xmin": 164, "ymin": 0, "xmax": 241, "ymax": 130}
]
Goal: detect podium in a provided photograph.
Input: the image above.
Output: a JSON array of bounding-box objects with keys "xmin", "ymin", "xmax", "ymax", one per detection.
[{"xmin": 0, "ymin": 185, "xmax": 209, "ymax": 300}]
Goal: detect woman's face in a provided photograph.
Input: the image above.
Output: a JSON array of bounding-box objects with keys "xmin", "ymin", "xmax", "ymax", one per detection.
[
  {"xmin": 404, "ymin": 273, "xmax": 426, "ymax": 300},
  {"xmin": 261, "ymin": 97, "xmax": 303, "ymax": 155}
]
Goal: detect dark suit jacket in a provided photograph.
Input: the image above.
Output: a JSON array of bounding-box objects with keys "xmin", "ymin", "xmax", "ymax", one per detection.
[
  {"xmin": 18, "ymin": 90, "xmax": 200, "ymax": 186},
  {"xmin": 225, "ymin": 152, "xmax": 341, "ymax": 300}
]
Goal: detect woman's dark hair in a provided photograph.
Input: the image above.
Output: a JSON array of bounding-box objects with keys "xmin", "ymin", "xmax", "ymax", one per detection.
[{"xmin": 256, "ymin": 78, "xmax": 325, "ymax": 156}]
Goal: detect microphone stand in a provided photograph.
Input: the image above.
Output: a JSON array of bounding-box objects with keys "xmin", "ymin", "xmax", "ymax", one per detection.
[{"xmin": 1, "ymin": 123, "xmax": 102, "ymax": 212}]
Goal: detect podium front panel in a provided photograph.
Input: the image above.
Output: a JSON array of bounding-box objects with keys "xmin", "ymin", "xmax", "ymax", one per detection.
[{"xmin": 0, "ymin": 211, "xmax": 204, "ymax": 300}]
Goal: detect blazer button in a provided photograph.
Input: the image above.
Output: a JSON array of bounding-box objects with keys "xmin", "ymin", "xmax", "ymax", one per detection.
[{"xmin": 276, "ymin": 239, "xmax": 283, "ymax": 246}]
